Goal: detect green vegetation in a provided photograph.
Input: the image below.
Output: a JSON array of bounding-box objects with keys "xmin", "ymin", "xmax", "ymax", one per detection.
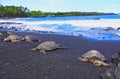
[
  {"xmin": 43, "ymin": 12, "xmax": 105, "ymax": 16},
  {"xmin": 0, "ymin": 4, "xmax": 106, "ymax": 18},
  {"xmin": 27, "ymin": 10, "xmax": 43, "ymax": 17},
  {"xmin": 0, "ymin": 4, "xmax": 29, "ymax": 17}
]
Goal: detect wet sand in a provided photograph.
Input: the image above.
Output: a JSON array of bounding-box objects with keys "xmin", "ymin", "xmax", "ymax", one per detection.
[{"xmin": 0, "ymin": 31, "xmax": 120, "ymax": 79}]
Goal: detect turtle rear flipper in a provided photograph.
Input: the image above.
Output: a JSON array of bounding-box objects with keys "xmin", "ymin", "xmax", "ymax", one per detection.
[
  {"xmin": 27, "ymin": 40, "xmax": 34, "ymax": 42},
  {"xmin": 93, "ymin": 60, "xmax": 110, "ymax": 67},
  {"xmin": 59, "ymin": 47, "xmax": 69, "ymax": 50},
  {"xmin": 57, "ymin": 44, "xmax": 69, "ymax": 50},
  {"xmin": 101, "ymin": 62, "xmax": 110, "ymax": 67}
]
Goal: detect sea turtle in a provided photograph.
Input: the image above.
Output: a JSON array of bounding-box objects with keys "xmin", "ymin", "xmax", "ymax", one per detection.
[
  {"xmin": 78, "ymin": 50, "xmax": 109, "ymax": 66},
  {"xmin": 22, "ymin": 35, "xmax": 40, "ymax": 42},
  {"xmin": 4, "ymin": 34, "xmax": 21, "ymax": 42},
  {"xmin": 6, "ymin": 32, "xmax": 13, "ymax": 35},
  {"xmin": 0, "ymin": 32, "xmax": 3, "ymax": 36},
  {"xmin": 0, "ymin": 31, "xmax": 12, "ymax": 36},
  {"xmin": 31, "ymin": 41, "xmax": 67, "ymax": 54}
]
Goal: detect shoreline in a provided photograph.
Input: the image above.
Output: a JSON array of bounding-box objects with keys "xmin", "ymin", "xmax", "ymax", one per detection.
[
  {"xmin": 0, "ymin": 31, "xmax": 120, "ymax": 79},
  {"xmin": 1, "ymin": 17, "xmax": 120, "ymax": 41}
]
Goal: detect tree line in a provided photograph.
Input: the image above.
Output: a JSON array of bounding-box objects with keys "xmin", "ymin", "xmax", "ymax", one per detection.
[{"xmin": 0, "ymin": 4, "xmax": 106, "ymax": 18}]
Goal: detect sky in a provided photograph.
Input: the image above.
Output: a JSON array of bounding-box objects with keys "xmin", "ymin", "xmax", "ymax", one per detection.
[{"xmin": 0, "ymin": 0, "xmax": 120, "ymax": 13}]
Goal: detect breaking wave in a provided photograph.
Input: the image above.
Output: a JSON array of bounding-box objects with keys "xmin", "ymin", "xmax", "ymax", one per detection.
[{"xmin": 0, "ymin": 15, "xmax": 120, "ymax": 40}]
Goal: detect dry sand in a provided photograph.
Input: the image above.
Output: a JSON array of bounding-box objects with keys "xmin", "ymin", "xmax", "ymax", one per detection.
[{"xmin": 0, "ymin": 31, "xmax": 120, "ymax": 79}]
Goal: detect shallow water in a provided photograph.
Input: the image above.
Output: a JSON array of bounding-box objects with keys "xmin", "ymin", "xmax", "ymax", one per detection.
[{"xmin": 0, "ymin": 14, "xmax": 120, "ymax": 40}]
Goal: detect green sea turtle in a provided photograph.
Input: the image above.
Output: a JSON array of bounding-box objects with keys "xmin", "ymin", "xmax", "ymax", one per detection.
[
  {"xmin": 78, "ymin": 50, "xmax": 109, "ymax": 66},
  {"xmin": 6, "ymin": 32, "xmax": 13, "ymax": 35},
  {"xmin": 2, "ymin": 31, "xmax": 12, "ymax": 35},
  {"xmin": 0, "ymin": 31, "xmax": 13, "ymax": 38},
  {"xmin": 0, "ymin": 32, "xmax": 3, "ymax": 36},
  {"xmin": 4, "ymin": 35, "xmax": 21, "ymax": 42},
  {"xmin": 31, "ymin": 41, "xmax": 67, "ymax": 54},
  {"xmin": 22, "ymin": 35, "xmax": 40, "ymax": 42}
]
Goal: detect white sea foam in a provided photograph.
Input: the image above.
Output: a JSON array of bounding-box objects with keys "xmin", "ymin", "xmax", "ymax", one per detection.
[
  {"xmin": 1, "ymin": 19, "xmax": 120, "ymax": 28},
  {"xmin": 1, "ymin": 18, "xmax": 120, "ymax": 40},
  {"xmin": 18, "ymin": 19, "xmax": 120, "ymax": 29}
]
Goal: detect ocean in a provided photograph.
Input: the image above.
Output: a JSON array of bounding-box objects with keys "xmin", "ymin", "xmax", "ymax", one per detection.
[{"xmin": 0, "ymin": 14, "xmax": 120, "ymax": 40}]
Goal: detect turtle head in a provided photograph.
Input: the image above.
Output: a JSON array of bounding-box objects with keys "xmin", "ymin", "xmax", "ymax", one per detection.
[
  {"xmin": 21, "ymin": 37, "xmax": 25, "ymax": 41},
  {"xmin": 4, "ymin": 38, "xmax": 10, "ymax": 42},
  {"xmin": 4, "ymin": 38, "xmax": 7, "ymax": 42}
]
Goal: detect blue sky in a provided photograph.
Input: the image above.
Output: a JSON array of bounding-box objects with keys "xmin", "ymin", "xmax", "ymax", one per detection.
[{"xmin": 0, "ymin": 0, "xmax": 120, "ymax": 13}]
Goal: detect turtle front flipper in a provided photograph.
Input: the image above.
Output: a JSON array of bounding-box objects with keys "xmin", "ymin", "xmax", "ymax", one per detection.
[
  {"xmin": 11, "ymin": 40, "xmax": 20, "ymax": 42},
  {"xmin": 93, "ymin": 60, "xmax": 102, "ymax": 66},
  {"xmin": 27, "ymin": 40, "xmax": 33, "ymax": 42},
  {"xmin": 78, "ymin": 57, "xmax": 88, "ymax": 62},
  {"xmin": 40, "ymin": 50, "xmax": 47, "ymax": 55}
]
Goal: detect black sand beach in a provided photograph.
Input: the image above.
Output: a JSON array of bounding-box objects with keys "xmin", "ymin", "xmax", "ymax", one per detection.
[{"xmin": 0, "ymin": 31, "xmax": 120, "ymax": 79}]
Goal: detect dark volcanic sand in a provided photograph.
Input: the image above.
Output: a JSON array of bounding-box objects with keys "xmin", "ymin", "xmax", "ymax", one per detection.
[{"xmin": 0, "ymin": 31, "xmax": 120, "ymax": 79}]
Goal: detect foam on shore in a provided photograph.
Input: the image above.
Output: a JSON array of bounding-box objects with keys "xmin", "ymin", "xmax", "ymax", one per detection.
[
  {"xmin": 1, "ymin": 18, "xmax": 120, "ymax": 28},
  {"xmin": 0, "ymin": 18, "xmax": 120, "ymax": 40}
]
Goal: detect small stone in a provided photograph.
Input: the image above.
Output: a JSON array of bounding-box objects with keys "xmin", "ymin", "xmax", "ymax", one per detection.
[
  {"xmin": 45, "ymin": 76, "xmax": 47, "ymax": 79},
  {"xmin": 16, "ymin": 65, "xmax": 18, "ymax": 67},
  {"xmin": 1, "ymin": 71, "xmax": 4, "ymax": 74},
  {"xmin": 47, "ymin": 65, "xmax": 50, "ymax": 68},
  {"xmin": 66, "ymin": 65, "xmax": 69, "ymax": 68},
  {"xmin": 6, "ymin": 62, "xmax": 10, "ymax": 65}
]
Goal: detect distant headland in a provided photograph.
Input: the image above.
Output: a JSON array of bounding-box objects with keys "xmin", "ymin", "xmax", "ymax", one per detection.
[{"xmin": 0, "ymin": 5, "xmax": 117, "ymax": 18}]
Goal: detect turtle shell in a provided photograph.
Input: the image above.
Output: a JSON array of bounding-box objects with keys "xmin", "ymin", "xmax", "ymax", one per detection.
[
  {"xmin": 4, "ymin": 35, "xmax": 21, "ymax": 42},
  {"xmin": 82, "ymin": 50, "xmax": 106, "ymax": 61},
  {"xmin": 36, "ymin": 41, "xmax": 59, "ymax": 51},
  {"xmin": 23, "ymin": 35, "xmax": 39, "ymax": 42}
]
